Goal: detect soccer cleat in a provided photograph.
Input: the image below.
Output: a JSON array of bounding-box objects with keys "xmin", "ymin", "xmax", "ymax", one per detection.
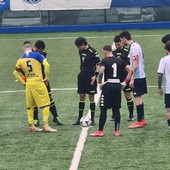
[
  {"xmin": 43, "ymin": 126, "xmax": 57, "ymax": 132},
  {"xmin": 29, "ymin": 127, "xmax": 43, "ymax": 133},
  {"xmin": 128, "ymin": 121, "xmax": 144, "ymax": 129},
  {"xmin": 72, "ymin": 120, "xmax": 80, "ymax": 125},
  {"xmin": 53, "ymin": 116, "xmax": 63, "ymax": 125},
  {"xmin": 141, "ymin": 119, "xmax": 147, "ymax": 126},
  {"xmin": 127, "ymin": 115, "xmax": 135, "ymax": 122},
  {"xmin": 90, "ymin": 130, "xmax": 104, "ymax": 137},
  {"xmin": 114, "ymin": 130, "xmax": 120, "ymax": 137},
  {"xmin": 34, "ymin": 119, "xmax": 40, "ymax": 127}
]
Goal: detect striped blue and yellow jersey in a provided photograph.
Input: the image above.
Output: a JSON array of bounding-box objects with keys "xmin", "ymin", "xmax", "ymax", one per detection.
[{"xmin": 15, "ymin": 51, "xmax": 46, "ymax": 82}]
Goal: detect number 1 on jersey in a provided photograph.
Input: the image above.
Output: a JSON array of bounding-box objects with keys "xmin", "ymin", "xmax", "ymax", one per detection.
[{"xmin": 112, "ymin": 63, "xmax": 117, "ymax": 77}]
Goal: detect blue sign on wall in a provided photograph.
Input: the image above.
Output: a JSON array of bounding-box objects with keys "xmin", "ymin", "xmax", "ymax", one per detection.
[
  {"xmin": 111, "ymin": 0, "xmax": 170, "ymax": 8},
  {"xmin": 0, "ymin": 0, "xmax": 10, "ymax": 11}
]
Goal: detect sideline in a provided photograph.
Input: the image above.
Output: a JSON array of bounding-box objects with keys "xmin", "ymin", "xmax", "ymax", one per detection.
[{"xmin": 0, "ymin": 34, "xmax": 163, "ymax": 41}]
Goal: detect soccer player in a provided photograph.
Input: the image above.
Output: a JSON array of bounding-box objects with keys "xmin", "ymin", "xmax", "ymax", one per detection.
[
  {"xmin": 157, "ymin": 41, "xmax": 170, "ymax": 129},
  {"xmin": 119, "ymin": 31, "xmax": 147, "ymax": 128},
  {"xmin": 33, "ymin": 40, "xmax": 63, "ymax": 126},
  {"xmin": 90, "ymin": 45, "xmax": 133, "ymax": 137},
  {"xmin": 111, "ymin": 35, "xmax": 134, "ymax": 121},
  {"xmin": 161, "ymin": 34, "xmax": 170, "ymax": 44},
  {"xmin": 73, "ymin": 37, "xmax": 100, "ymax": 125},
  {"xmin": 13, "ymin": 41, "xmax": 57, "ymax": 132}
]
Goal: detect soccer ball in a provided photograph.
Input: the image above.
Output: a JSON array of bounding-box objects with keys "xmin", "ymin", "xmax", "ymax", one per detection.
[{"xmin": 80, "ymin": 116, "xmax": 91, "ymax": 127}]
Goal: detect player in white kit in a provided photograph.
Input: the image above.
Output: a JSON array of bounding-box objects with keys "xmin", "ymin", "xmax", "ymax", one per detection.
[
  {"xmin": 119, "ymin": 31, "xmax": 147, "ymax": 128},
  {"xmin": 157, "ymin": 41, "xmax": 170, "ymax": 129}
]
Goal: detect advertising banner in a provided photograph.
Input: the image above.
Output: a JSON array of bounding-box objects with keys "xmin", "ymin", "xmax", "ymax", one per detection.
[
  {"xmin": 111, "ymin": 0, "xmax": 170, "ymax": 8},
  {"xmin": 0, "ymin": 0, "xmax": 9, "ymax": 11},
  {"xmin": 10, "ymin": 0, "xmax": 112, "ymax": 10}
]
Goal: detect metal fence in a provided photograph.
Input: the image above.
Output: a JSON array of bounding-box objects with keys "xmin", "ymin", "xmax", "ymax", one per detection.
[{"xmin": 0, "ymin": 7, "xmax": 170, "ymax": 27}]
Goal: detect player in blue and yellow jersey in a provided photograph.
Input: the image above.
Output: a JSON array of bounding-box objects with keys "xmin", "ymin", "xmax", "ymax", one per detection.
[
  {"xmin": 33, "ymin": 40, "xmax": 63, "ymax": 126},
  {"xmin": 13, "ymin": 41, "xmax": 57, "ymax": 132},
  {"xmin": 112, "ymin": 35, "xmax": 134, "ymax": 122},
  {"xmin": 73, "ymin": 37, "xmax": 100, "ymax": 125}
]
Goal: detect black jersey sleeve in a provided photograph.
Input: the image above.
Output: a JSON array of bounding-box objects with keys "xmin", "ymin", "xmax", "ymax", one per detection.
[
  {"xmin": 100, "ymin": 58, "xmax": 106, "ymax": 67},
  {"xmin": 94, "ymin": 51, "xmax": 100, "ymax": 65}
]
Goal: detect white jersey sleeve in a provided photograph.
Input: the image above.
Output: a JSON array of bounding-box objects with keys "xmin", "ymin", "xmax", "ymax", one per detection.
[
  {"xmin": 157, "ymin": 57, "xmax": 165, "ymax": 74},
  {"xmin": 158, "ymin": 55, "xmax": 170, "ymax": 94},
  {"xmin": 129, "ymin": 42, "xmax": 146, "ymax": 79}
]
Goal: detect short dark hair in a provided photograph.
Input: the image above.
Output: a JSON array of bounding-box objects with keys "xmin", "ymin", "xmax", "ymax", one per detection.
[
  {"xmin": 119, "ymin": 31, "xmax": 131, "ymax": 40},
  {"xmin": 161, "ymin": 34, "xmax": 170, "ymax": 44},
  {"xmin": 103, "ymin": 45, "xmax": 112, "ymax": 52},
  {"xmin": 164, "ymin": 41, "xmax": 170, "ymax": 52},
  {"xmin": 23, "ymin": 41, "xmax": 31, "ymax": 45},
  {"xmin": 75, "ymin": 37, "xmax": 87, "ymax": 47},
  {"xmin": 114, "ymin": 35, "xmax": 121, "ymax": 43},
  {"xmin": 35, "ymin": 40, "xmax": 45, "ymax": 50},
  {"xmin": 23, "ymin": 41, "xmax": 32, "ymax": 48}
]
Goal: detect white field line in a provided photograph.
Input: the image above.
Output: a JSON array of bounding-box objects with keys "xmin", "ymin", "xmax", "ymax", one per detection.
[
  {"xmin": 69, "ymin": 86, "xmax": 101, "ymax": 170},
  {"xmin": 0, "ymin": 88, "xmax": 76, "ymax": 94},
  {"xmin": 0, "ymin": 86, "xmax": 159, "ymax": 94},
  {"xmin": 0, "ymin": 34, "xmax": 164, "ymax": 41}
]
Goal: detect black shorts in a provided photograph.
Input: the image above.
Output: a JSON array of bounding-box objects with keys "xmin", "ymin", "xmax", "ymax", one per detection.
[
  {"xmin": 123, "ymin": 82, "xmax": 132, "ymax": 93},
  {"xmin": 133, "ymin": 78, "xmax": 147, "ymax": 97},
  {"xmin": 77, "ymin": 71, "xmax": 97, "ymax": 95},
  {"xmin": 165, "ymin": 94, "xmax": 170, "ymax": 108},
  {"xmin": 100, "ymin": 83, "xmax": 121, "ymax": 109}
]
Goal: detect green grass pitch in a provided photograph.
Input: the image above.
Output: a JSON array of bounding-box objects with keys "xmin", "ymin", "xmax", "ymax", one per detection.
[{"xmin": 0, "ymin": 29, "xmax": 169, "ymax": 170}]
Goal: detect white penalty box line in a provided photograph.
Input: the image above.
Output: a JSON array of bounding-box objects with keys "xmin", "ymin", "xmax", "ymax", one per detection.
[
  {"xmin": 0, "ymin": 88, "xmax": 77, "ymax": 94},
  {"xmin": 0, "ymin": 86, "xmax": 158, "ymax": 94}
]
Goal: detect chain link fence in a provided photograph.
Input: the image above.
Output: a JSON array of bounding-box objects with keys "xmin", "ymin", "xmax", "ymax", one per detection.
[{"xmin": 0, "ymin": 7, "xmax": 170, "ymax": 27}]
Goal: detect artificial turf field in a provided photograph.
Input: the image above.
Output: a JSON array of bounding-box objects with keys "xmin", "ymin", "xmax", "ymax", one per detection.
[{"xmin": 0, "ymin": 29, "xmax": 170, "ymax": 170}]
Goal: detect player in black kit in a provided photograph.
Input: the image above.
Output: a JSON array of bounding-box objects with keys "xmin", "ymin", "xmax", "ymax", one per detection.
[
  {"xmin": 111, "ymin": 35, "xmax": 134, "ymax": 121},
  {"xmin": 90, "ymin": 45, "xmax": 133, "ymax": 137},
  {"xmin": 73, "ymin": 37, "xmax": 100, "ymax": 125},
  {"xmin": 33, "ymin": 40, "xmax": 63, "ymax": 126}
]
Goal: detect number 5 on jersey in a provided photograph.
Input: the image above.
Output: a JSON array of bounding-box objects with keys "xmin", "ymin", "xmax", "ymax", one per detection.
[{"xmin": 26, "ymin": 60, "xmax": 33, "ymax": 72}]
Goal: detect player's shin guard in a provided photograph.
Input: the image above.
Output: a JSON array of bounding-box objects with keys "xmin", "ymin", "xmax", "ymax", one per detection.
[
  {"xmin": 114, "ymin": 108, "xmax": 121, "ymax": 131},
  {"xmin": 50, "ymin": 99, "xmax": 58, "ymax": 118},
  {"xmin": 127, "ymin": 98, "xmax": 134, "ymax": 116},
  {"xmin": 42, "ymin": 106, "xmax": 50, "ymax": 128},
  {"xmin": 34, "ymin": 107, "xmax": 38, "ymax": 120},
  {"xmin": 27, "ymin": 108, "xmax": 34, "ymax": 127},
  {"xmin": 78, "ymin": 101, "xmax": 85, "ymax": 120},
  {"xmin": 137, "ymin": 104, "xmax": 144, "ymax": 122},
  {"xmin": 90, "ymin": 102, "xmax": 95, "ymax": 122},
  {"xmin": 99, "ymin": 107, "xmax": 107, "ymax": 131},
  {"xmin": 141, "ymin": 103, "xmax": 144, "ymax": 119}
]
